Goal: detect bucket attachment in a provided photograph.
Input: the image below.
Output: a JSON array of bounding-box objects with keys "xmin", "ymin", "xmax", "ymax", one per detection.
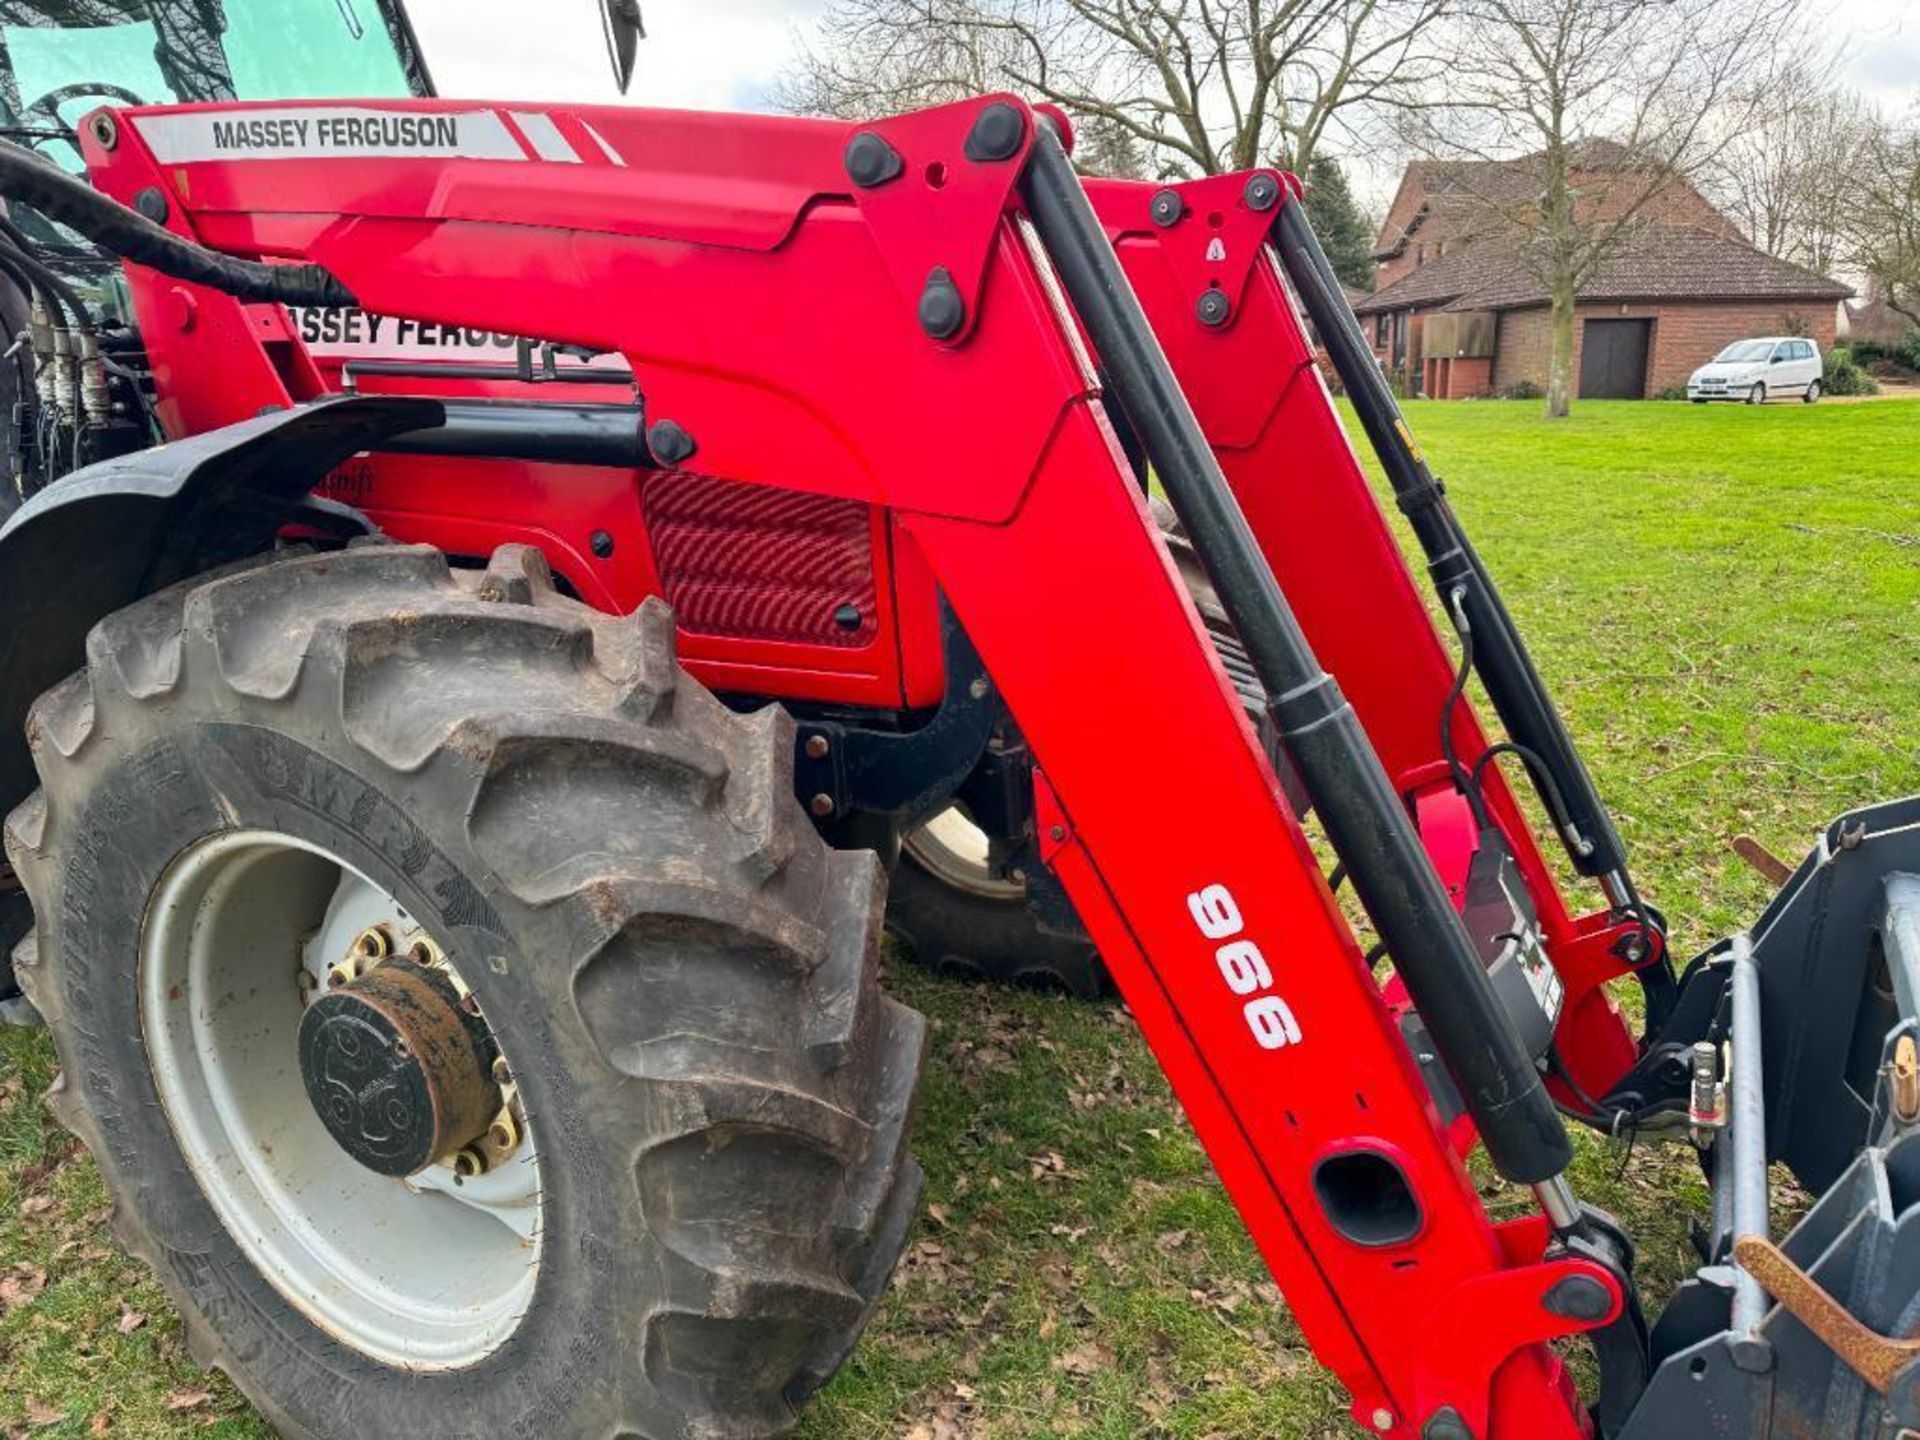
[{"xmin": 1614, "ymin": 798, "xmax": 1920, "ymax": 1435}]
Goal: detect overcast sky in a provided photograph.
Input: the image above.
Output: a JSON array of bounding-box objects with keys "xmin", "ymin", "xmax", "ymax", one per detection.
[{"xmin": 406, "ymin": 0, "xmax": 1920, "ymax": 211}]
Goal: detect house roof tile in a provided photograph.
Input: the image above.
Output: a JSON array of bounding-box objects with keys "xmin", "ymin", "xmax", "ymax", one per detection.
[{"xmin": 1356, "ymin": 223, "xmax": 1850, "ymax": 315}]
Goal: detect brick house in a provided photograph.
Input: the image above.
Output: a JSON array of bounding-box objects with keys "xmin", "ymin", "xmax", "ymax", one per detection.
[{"xmin": 1354, "ymin": 148, "xmax": 1852, "ymax": 399}]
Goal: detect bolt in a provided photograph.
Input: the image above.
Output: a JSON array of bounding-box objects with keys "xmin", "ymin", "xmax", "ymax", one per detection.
[
  {"xmin": 88, "ymin": 112, "xmax": 116, "ymax": 150},
  {"xmin": 809, "ymin": 793, "xmax": 835, "ymax": 818},
  {"xmin": 832, "ymin": 603, "xmax": 862, "ymax": 630},
  {"xmin": 1196, "ymin": 289, "xmax": 1232, "ymax": 327},
  {"xmin": 1048, "ymin": 824, "xmax": 1066, "ymax": 843},
  {"xmin": 1543, "ymin": 1273, "xmax": 1613, "ymax": 1321},
  {"xmin": 407, "ymin": 939, "xmax": 438, "ymax": 967},
  {"xmin": 454, "ymin": 1147, "xmax": 488, "ymax": 1178},
  {"xmin": 805, "ymin": 734, "xmax": 831, "ymax": 760},
  {"xmin": 918, "ymin": 266, "xmax": 966, "ymax": 341},
  {"xmin": 1008, "ymin": 868, "xmax": 1027, "ymax": 885},
  {"xmin": 1149, "ymin": 188, "xmax": 1184, "ymax": 227},
  {"xmin": 491, "ymin": 1056, "xmax": 511, "ymax": 1085},
  {"xmin": 967, "ymin": 676, "xmax": 990, "ymax": 700},
  {"xmin": 133, "ymin": 187, "xmax": 169, "ymax": 224},
  {"xmin": 1243, "ymin": 172, "xmax": 1281, "ymax": 212},
  {"xmin": 355, "ymin": 926, "xmax": 392, "ymax": 960},
  {"xmin": 590, "ymin": 529, "xmax": 615, "ymax": 559},
  {"xmin": 1370, "ymin": 1409, "xmax": 1396, "ymax": 1434},
  {"xmin": 646, "ymin": 418, "xmax": 696, "ymax": 467},
  {"xmin": 964, "ymin": 101, "xmax": 1026, "ymax": 162},
  {"xmin": 844, "ymin": 131, "xmax": 903, "ymax": 188}
]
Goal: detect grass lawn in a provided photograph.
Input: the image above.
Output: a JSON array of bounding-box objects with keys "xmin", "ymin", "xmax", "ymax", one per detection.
[{"xmin": 2, "ymin": 397, "xmax": 1918, "ymax": 1437}]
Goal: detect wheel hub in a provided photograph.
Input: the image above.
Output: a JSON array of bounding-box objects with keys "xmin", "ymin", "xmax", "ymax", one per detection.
[{"xmin": 297, "ymin": 957, "xmax": 501, "ymax": 1177}]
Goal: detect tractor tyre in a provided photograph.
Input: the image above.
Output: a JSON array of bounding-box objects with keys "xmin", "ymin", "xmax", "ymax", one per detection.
[
  {"xmin": 889, "ymin": 499, "xmax": 1272, "ymax": 1000},
  {"xmin": 6, "ymin": 541, "xmax": 926, "ymax": 1440}
]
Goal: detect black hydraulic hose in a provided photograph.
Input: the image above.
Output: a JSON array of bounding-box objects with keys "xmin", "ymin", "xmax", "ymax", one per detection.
[
  {"xmin": 0, "ymin": 142, "xmax": 356, "ymax": 307},
  {"xmin": 0, "ymin": 239, "xmax": 83, "ymax": 329}
]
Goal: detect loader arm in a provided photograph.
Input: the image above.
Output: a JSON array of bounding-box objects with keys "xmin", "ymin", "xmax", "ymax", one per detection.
[{"xmin": 73, "ymin": 94, "xmax": 1616, "ymax": 1437}]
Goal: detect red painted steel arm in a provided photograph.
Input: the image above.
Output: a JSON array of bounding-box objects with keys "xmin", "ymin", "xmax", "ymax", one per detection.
[
  {"xmin": 1086, "ymin": 174, "xmax": 1643, "ymax": 1099},
  {"xmin": 85, "ymin": 93, "xmax": 1611, "ymax": 1437}
]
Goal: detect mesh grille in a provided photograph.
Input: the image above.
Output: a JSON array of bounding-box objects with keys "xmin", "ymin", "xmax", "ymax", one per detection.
[{"xmin": 643, "ymin": 473, "xmax": 878, "ymax": 647}]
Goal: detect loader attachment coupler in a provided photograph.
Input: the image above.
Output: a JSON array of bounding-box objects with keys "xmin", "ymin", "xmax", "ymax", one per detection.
[{"xmin": 1605, "ymin": 799, "xmax": 1920, "ymax": 1435}]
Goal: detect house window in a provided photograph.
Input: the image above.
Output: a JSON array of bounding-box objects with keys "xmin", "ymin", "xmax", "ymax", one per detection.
[{"xmin": 1374, "ymin": 314, "xmax": 1388, "ymax": 347}]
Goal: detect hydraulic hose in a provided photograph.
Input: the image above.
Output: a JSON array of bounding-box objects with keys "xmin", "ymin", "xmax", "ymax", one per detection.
[{"xmin": 0, "ymin": 141, "xmax": 356, "ymax": 307}]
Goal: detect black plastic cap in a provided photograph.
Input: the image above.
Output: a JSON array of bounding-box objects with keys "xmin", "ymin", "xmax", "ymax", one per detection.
[
  {"xmin": 1195, "ymin": 289, "xmax": 1231, "ymax": 327},
  {"xmin": 133, "ymin": 187, "xmax": 169, "ymax": 224},
  {"xmin": 1542, "ymin": 1273, "xmax": 1613, "ymax": 1322},
  {"xmin": 646, "ymin": 418, "xmax": 696, "ymax": 466},
  {"xmin": 964, "ymin": 102, "xmax": 1026, "ymax": 162},
  {"xmin": 918, "ymin": 266, "xmax": 966, "ymax": 341},
  {"xmin": 590, "ymin": 529, "xmax": 615, "ymax": 559},
  {"xmin": 1422, "ymin": 1408, "xmax": 1473, "ymax": 1440},
  {"xmin": 844, "ymin": 131, "xmax": 903, "ymax": 189},
  {"xmin": 1243, "ymin": 172, "xmax": 1281, "ymax": 212},
  {"xmin": 1149, "ymin": 188, "xmax": 1184, "ymax": 227}
]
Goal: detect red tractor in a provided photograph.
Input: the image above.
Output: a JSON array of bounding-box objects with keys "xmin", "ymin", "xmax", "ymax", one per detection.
[{"xmin": 0, "ymin": 7, "xmax": 1913, "ymax": 1440}]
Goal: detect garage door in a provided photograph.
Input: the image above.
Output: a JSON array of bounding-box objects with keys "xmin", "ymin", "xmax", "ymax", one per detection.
[{"xmin": 1579, "ymin": 319, "xmax": 1652, "ymax": 399}]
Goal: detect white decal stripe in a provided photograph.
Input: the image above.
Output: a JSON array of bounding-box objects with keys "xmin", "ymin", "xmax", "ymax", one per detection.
[
  {"xmin": 579, "ymin": 119, "xmax": 627, "ymax": 168},
  {"xmin": 132, "ymin": 107, "xmax": 527, "ymax": 163},
  {"xmin": 510, "ymin": 111, "xmax": 580, "ymax": 164}
]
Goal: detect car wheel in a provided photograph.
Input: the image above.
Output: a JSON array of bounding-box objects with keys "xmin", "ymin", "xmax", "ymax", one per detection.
[
  {"xmin": 1804, "ymin": 379, "xmax": 1822, "ymax": 404},
  {"xmin": 1690, "ymin": 398, "xmax": 1707, "ymax": 404},
  {"xmin": 1747, "ymin": 382, "xmax": 1767, "ymax": 405}
]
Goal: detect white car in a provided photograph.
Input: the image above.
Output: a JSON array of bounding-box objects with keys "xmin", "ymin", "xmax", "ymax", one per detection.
[{"xmin": 1687, "ymin": 337, "xmax": 1824, "ymax": 404}]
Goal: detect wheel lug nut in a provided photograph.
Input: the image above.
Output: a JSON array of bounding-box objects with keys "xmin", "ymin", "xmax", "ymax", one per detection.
[
  {"xmin": 354, "ymin": 926, "xmax": 392, "ymax": 960},
  {"xmin": 491, "ymin": 1056, "xmax": 511, "ymax": 1085}
]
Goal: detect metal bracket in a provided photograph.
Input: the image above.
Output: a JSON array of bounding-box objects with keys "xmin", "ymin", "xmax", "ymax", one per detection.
[
  {"xmin": 1410, "ymin": 1215, "xmax": 1623, "ymax": 1438},
  {"xmin": 843, "ymin": 95, "xmax": 1035, "ymax": 347},
  {"xmin": 1106, "ymin": 169, "xmax": 1296, "ymax": 333},
  {"xmin": 791, "ymin": 599, "xmax": 999, "ymax": 825}
]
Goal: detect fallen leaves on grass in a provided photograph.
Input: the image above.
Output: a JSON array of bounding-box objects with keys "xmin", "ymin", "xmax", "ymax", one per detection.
[
  {"xmin": 0, "ymin": 1262, "xmax": 48, "ymax": 1311},
  {"xmin": 116, "ymin": 1300, "xmax": 147, "ymax": 1335},
  {"xmin": 163, "ymin": 1388, "xmax": 212, "ymax": 1413},
  {"xmin": 1053, "ymin": 1341, "xmax": 1116, "ymax": 1376}
]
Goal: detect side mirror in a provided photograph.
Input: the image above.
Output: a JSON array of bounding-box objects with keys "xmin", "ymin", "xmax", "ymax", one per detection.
[
  {"xmin": 1771, "ymin": 354, "xmax": 1785, "ymax": 364},
  {"xmin": 599, "ymin": 0, "xmax": 644, "ymax": 94}
]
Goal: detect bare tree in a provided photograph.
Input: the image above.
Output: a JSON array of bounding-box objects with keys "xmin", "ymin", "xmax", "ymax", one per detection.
[
  {"xmin": 1402, "ymin": 0, "xmax": 1800, "ymax": 417},
  {"xmin": 1847, "ymin": 114, "xmax": 1920, "ymax": 327},
  {"xmin": 1707, "ymin": 60, "xmax": 1872, "ymax": 273},
  {"xmin": 775, "ymin": 0, "xmax": 1451, "ymax": 180}
]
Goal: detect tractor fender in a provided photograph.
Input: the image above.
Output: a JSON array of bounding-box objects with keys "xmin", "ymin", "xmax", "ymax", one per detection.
[{"xmin": 0, "ymin": 395, "xmax": 441, "ymax": 817}]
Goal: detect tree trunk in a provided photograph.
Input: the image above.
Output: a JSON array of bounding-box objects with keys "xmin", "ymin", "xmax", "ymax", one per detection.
[{"xmin": 1544, "ymin": 274, "xmax": 1577, "ymax": 419}]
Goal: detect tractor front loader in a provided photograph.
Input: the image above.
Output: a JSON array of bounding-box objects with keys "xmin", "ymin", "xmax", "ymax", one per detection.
[{"xmin": 0, "ymin": 83, "xmax": 1912, "ymax": 1440}]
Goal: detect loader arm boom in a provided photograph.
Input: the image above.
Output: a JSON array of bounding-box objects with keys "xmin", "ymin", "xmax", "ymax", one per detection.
[{"xmin": 77, "ymin": 95, "xmax": 1621, "ymax": 1436}]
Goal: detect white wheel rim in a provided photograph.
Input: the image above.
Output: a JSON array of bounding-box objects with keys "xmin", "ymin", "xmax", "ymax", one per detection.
[
  {"xmin": 140, "ymin": 830, "xmax": 541, "ymax": 1370},
  {"xmin": 903, "ymin": 805, "xmax": 1025, "ymax": 901}
]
